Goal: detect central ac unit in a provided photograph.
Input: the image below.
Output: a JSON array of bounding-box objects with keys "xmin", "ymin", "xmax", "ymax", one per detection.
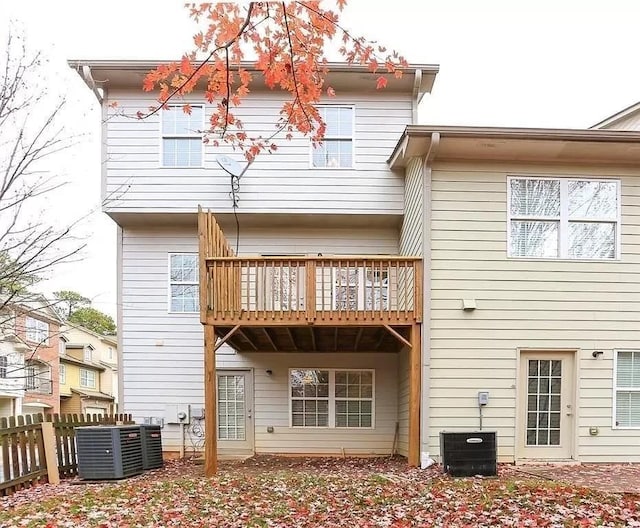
[
  {"xmin": 139, "ymin": 424, "xmax": 163, "ymax": 470},
  {"xmin": 440, "ymin": 431, "xmax": 497, "ymax": 477},
  {"xmin": 76, "ymin": 425, "xmax": 144, "ymax": 480}
]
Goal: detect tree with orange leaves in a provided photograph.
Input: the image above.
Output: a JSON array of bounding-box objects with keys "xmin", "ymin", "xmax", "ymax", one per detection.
[{"xmin": 141, "ymin": 1, "xmax": 408, "ymax": 160}]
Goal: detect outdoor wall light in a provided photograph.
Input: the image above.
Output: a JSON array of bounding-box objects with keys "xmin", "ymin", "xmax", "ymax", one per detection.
[
  {"xmin": 266, "ymin": 369, "xmax": 273, "ymax": 375},
  {"xmin": 592, "ymin": 350, "xmax": 604, "ymax": 358}
]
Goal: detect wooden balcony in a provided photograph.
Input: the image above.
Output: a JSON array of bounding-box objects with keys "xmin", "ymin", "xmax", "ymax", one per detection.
[{"xmin": 203, "ymin": 255, "xmax": 422, "ymax": 325}]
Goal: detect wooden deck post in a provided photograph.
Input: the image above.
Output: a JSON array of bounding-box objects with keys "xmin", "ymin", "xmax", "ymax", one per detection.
[
  {"xmin": 204, "ymin": 324, "xmax": 217, "ymax": 476},
  {"xmin": 408, "ymin": 323, "xmax": 421, "ymax": 467}
]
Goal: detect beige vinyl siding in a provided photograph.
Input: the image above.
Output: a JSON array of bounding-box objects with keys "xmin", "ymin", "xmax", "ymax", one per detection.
[
  {"xmin": 61, "ymin": 394, "xmax": 82, "ymax": 415},
  {"xmin": 599, "ymin": 112, "xmax": 640, "ymax": 131},
  {"xmin": 105, "ymin": 89, "xmax": 410, "ymax": 216},
  {"xmin": 396, "ymin": 348, "xmax": 409, "ymax": 457},
  {"xmin": 121, "ymin": 225, "xmax": 400, "ymax": 452},
  {"xmin": 399, "ymin": 157, "xmax": 423, "ymax": 256},
  {"xmin": 429, "ymin": 161, "xmax": 640, "ymax": 463}
]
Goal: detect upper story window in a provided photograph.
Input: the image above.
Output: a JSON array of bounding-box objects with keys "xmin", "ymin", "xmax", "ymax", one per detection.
[
  {"xmin": 107, "ymin": 347, "xmax": 114, "ymax": 361},
  {"xmin": 312, "ymin": 106, "xmax": 354, "ymax": 169},
  {"xmin": 508, "ymin": 177, "xmax": 619, "ymax": 260},
  {"xmin": 615, "ymin": 350, "xmax": 640, "ymax": 428},
  {"xmin": 59, "ymin": 363, "xmax": 66, "ymax": 385},
  {"xmin": 80, "ymin": 368, "xmax": 96, "ymax": 389},
  {"xmin": 25, "ymin": 316, "xmax": 49, "ymax": 345},
  {"xmin": 83, "ymin": 347, "xmax": 92, "ymax": 363},
  {"xmin": 169, "ymin": 253, "xmax": 199, "ymax": 313},
  {"xmin": 161, "ymin": 105, "xmax": 204, "ymax": 167},
  {"xmin": 0, "ymin": 356, "xmax": 7, "ymax": 378}
]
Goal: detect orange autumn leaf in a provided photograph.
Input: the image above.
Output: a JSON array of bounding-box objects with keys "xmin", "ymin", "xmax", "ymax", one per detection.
[{"xmin": 142, "ymin": 1, "xmax": 408, "ymax": 158}]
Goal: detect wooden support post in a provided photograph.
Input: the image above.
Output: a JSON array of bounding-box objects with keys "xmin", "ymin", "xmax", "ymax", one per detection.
[
  {"xmin": 408, "ymin": 323, "xmax": 421, "ymax": 467},
  {"xmin": 204, "ymin": 324, "xmax": 217, "ymax": 477},
  {"xmin": 41, "ymin": 422, "xmax": 60, "ymax": 485}
]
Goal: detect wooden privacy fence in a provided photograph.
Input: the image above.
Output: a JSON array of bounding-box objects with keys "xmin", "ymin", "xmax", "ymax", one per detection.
[{"xmin": 0, "ymin": 413, "xmax": 134, "ymax": 496}]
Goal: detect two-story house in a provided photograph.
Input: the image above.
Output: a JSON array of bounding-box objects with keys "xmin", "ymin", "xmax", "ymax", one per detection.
[
  {"xmin": 61, "ymin": 324, "xmax": 119, "ymax": 413},
  {"xmin": 71, "ymin": 58, "xmax": 640, "ymax": 471}
]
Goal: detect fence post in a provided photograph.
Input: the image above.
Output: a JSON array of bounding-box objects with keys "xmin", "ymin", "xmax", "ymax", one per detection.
[{"xmin": 41, "ymin": 422, "xmax": 60, "ymax": 485}]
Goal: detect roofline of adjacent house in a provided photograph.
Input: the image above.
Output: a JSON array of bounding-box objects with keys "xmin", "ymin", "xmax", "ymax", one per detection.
[
  {"xmin": 388, "ymin": 125, "xmax": 640, "ymax": 166},
  {"xmin": 60, "ymin": 354, "xmax": 106, "ymax": 371},
  {"xmin": 63, "ymin": 321, "xmax": 117, "ymax": 345},
  {"xmin": 590, "ymin": 100, "xmax": 640, "ymax": 129}
]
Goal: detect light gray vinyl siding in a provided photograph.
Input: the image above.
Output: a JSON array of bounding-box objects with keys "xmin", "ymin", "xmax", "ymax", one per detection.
[
  {"xmin": 396, "ymin": 348, "xmax": 409, "ymax": 457},
  {"xmin": 121, "ymin": 225, "xmax": 400, "ymax": 452},
  {"xmin": 429, "ymin": 161, "xmax": 640, "ymax": 463},
  {"xmin": 399, "ymin": 157, "xmax": 423, "ymax": 256},
  {"xmin": 105, "ymin": 89, "xmax": 411, "ymax": 216},
  {"xmin": 599, "ymin": 112, "xmax": 640, "ymax": 130}
]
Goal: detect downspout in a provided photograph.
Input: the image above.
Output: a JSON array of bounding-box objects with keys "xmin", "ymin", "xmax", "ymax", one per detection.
[
  {"xmin": 411, "ymin": 69, "xmax": 423, "ymax": 124},
  {"xmin": 421, "ymin": 132, "xmax": 439, "ymax": 461}
]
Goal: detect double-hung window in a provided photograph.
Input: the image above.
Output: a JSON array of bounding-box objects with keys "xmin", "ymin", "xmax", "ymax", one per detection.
[
  {"xmin": 0, "ymin": 356, "xmax": 7, "ymax": 378},
  {"xmin": 169, "ymin": 254, "xmax": 199, "ymax": 313},
  {"xmin": 25, "ymin": 317, "xmax": 49, "ymax": 344},
  {"xmin": 312, "ymin": 106, "xmax": 354, "ymax": 168},
  {"xmin": 290, "ymin": 369, "xmax": 374, "ymax": 428},
  {"xmin": 161, "ymin": 105, "xmax": 204, "ymax": 167},
  {"xmin": 508, "ymin": 177, "xmax": 619, "ymax": 259},
  {"xmin": 80, "ymin": 368, "xmax": 96, "ymax": 389},
  {"xmin": 59, "ymin": 364, "xmax": 66, "ymax": 385},
  {"xmin": 614, "ymin": 351, "xmax": 640, "ymax": 428}
]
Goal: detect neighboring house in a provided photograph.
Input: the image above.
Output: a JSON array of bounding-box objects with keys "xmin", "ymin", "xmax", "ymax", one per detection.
[
  {"xmin": 390, "ymin": 125, "xmax": 640, "ymax": 464},
  {"xmin": 59, "ymin": 334, "xmax": 115, "ymax": 415},
  {"xmin": 11, "ymin": 297, "xmax": 61, "ymax": 415},
  {"xmin": 591, "ymin": 101, "xmax": 640, "ymax": 130},
  {"xmin": 62, "ymin": 324, "xmax": 119, "ymax": 412},
  {"xmin": 71, "ymin": 58, "xmax": 640, "ymax": 467},
  {"xmin": 0, "ymin": 335, "xmax": 28, "ymax": 418}
]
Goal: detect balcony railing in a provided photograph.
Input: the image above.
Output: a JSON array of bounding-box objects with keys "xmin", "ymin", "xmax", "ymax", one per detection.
[{"xmin": 202, "ymin": 256, "xmax": 422, "ymax": 325}]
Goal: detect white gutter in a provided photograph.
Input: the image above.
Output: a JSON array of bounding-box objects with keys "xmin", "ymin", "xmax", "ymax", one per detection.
[
  {"xmin": 79, "ymin": 65, "xmax": 103, "ymax": 103},
  {"xmin": 412, "ymin": 69, "xmax": 422, "ymax": 124}
]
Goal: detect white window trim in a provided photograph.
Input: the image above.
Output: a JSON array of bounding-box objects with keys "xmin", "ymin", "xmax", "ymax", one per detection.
[
  {"xmin": 159, "ymin": 104, "xmax": 206, "ymax": 168},
  {"xmin": 613, "ymin": 349, "xmax": 640, "ymax": 430},
  {"xmin": 25, "ymin": 316, "xmax": 49, "ymax": 345},
  {"xmin": 506, "ymin": 176, "xmax": 621, "ymax": 261},
  {"xmin": 288, "ymin": 368, "xmax": 375, "ymax": 429},
  {"xmin": 79, "ymin": 368, "xmax": 96, "ymax": 389},
  {"xmin": 59, "ymin": 363, "xmax": 66, "ymax": 385},
  {"xmin": 309, "ymin": 105, "xmax": 356, "ymax": 170},
  {"xmin": 167, "ymin": 253, "xmax": 199, "ymax": 314}
]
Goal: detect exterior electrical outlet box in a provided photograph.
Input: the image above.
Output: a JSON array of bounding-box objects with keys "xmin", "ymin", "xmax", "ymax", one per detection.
[
  {"xmin": 440, "ymin": 431, "xmax": 497, "ymax": 477},
  {"xmin": 76, "ymin": 425, "xmax": 144, "ymax": 480},
  {"xmin": 478, "ymin": 392, "xmax": 489, "ymax": 406},
  {"xmin": 139, "ymin": 425, "xmax": 164, "ymax": 470}
]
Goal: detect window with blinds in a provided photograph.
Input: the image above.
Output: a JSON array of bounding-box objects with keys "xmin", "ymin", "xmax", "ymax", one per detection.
[
  {"xmin": 508, "ymin": 177, "xmax": 619, "ymax": 259},
  {"xmin": 615, "ymin": 351, "xmax": 640, "ymax": 428}
]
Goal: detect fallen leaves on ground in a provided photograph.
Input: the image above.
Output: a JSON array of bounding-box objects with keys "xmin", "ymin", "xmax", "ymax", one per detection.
[{"xmin": 1, "ymin": 457, "xmax": 639, "ymax": 527}]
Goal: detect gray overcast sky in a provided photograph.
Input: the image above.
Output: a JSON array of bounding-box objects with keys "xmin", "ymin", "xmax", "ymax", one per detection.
[{"xmin": 2, "ymin": 0, "xmax": 639, "ymax": 317}]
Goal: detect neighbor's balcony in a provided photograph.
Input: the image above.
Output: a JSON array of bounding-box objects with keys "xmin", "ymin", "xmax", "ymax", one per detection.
[{"xmin": 202, "ymin": 256, "xmax": 423, "ymax": 325}]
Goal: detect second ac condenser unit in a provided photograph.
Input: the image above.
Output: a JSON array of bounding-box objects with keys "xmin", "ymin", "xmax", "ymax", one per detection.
[
  {"xmin": 76, "ymin": 425, "xmax": 144, "ymax": 480},
  {"xmin": 440, "ymin": 431, "xmax": 497, "ymax": 477},
  {"xmin": 139, "ymin": 424, "xmax": 163, "ymax": 470}
]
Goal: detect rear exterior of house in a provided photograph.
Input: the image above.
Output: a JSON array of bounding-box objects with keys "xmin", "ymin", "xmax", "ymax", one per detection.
[
  {"xmin": 392, "ymin": 127, "xmax": 640, "ymax": 463},
  {"xmin": 71, "ymin": 60, "xmax": 436, "ymax": 464}
]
